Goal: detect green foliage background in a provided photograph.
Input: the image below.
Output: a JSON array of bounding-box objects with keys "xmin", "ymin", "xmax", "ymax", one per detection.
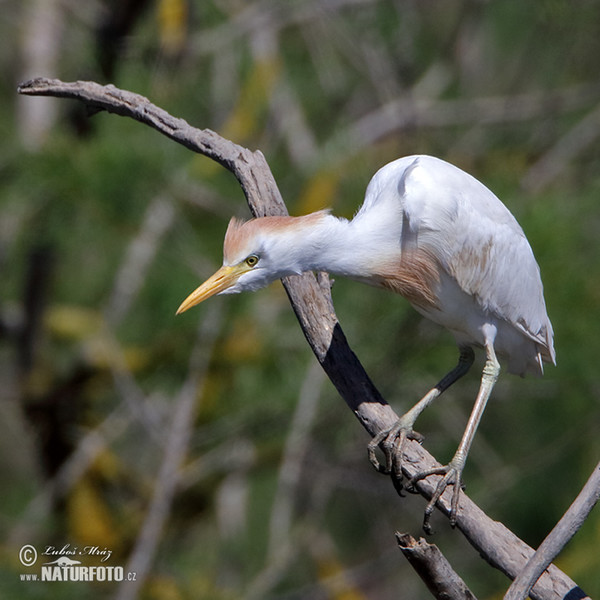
[{"xmin": 1, "ymin": 1, "xmax": 599, "ymax": 599}]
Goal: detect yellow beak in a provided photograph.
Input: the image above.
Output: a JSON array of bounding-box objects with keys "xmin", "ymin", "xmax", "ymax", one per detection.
[{"xmin": 176, "ymin": 265, "xmax": 244, "ymax": 314}]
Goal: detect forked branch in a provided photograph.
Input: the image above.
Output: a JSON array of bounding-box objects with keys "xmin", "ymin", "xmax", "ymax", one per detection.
[{"xmin": 17, "ymin": 78, "xmax": 588, "ymax": 600}]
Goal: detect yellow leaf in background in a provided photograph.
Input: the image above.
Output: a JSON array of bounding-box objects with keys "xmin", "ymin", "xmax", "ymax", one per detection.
[
  {"xmin": 45, "ymin": 305, "xmax": 102, "ymax": 341},
  {"xmin": 221, "ymin": 58, "xmax": 281, "ymax": 143},
  {"xmin": 185, "ymin": 574, "xmax": 227, "ymax": 599},
  {"xmin": 157, "ymin": 0, "xmax": 188, "ymax": 56},
  {"xmin": 67, "ymin": 478, "xmax": 120, "ymax": 553},
  {"xmin": 146, "ymin": 575, "xmax": 184, "ymax": 600},
  {"xmin": 20, "ymin": 360, "xmax": 54, "ymax": 398},
  {"xmin": 82, "ymin": 335, "xmax": 150, "ymax": 373},
  {"xmin": 310, "ymin": 532, "xmax": 367, "ymax": 600},
  {"xmin": 89, "ymin": 446, "xmax": 121, "ymax": 480},
  {"xmin": 195, "ymin": 371, "xmax": 221, "ymax": 420},
  {"xmin": 220, "ymin": 318, "xmax": 263, "ymax": 363},
  {"xmin": 190, "ymin": 57, "xmax": 280, "ymax": 179},
  {"xmin": 296, "ymin": 169, "xmax": 341, "ymax": 215},
  {"xmin": 47, "ymin": 306, "xmax": 148, "ymax": 372},
  {"xmin": 121, "ymin": 345, "xmax": 151, "ymax": 373},
  {"xmin": 315, "ymin": 556, "xmax": 367, "ymax": 600},
  {"xmin": 189, "ymin": 152, "xmax": 223, "ymax": 180}
]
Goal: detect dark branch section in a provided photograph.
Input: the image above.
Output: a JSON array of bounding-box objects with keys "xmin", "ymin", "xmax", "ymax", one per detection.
[{"xmin": 17, "ymin": 78, "xmax": 589, "ymax": 600}]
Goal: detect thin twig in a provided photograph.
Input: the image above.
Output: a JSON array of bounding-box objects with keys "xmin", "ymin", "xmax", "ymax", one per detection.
[
  {"xmin": 189, "ymin": 0, "xmax": 379, "ymax": 57},
  {"xmin": 106, "ymin": 195, "xmax": 175, "ymax": 326},
  {"xmin": 242, "ymin": 362, "xmax": 324, "ymax": 600},
  {"xmin": 115, "ymin": 304, "xmax": 221, "ymax": 600},
  {"xmin": 321, "ymin": 83, "xmax": 600, "ymax": 167},
  {"xmin": 8, "ymin": 404, "xmax": 130, "ymax": 546},
  {"xmin": 504, "ymin": 460, "xmax": 600, "ymax": 600},
  {"xmin": 521, "ymin": 104, "xmax": 600, "ymax": 193},
  {"xmin": 267, "ymin": 360, "xmax": 325, "ymax": 559},
  {"xmin": 105, "ymin": 325, "xmax": 166, "ymax": 442}
]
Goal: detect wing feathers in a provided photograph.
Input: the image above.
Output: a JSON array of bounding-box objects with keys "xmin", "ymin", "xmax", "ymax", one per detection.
[{"xmin": 397, "ymin": 156, "xmax": 555, "ymax": 364}]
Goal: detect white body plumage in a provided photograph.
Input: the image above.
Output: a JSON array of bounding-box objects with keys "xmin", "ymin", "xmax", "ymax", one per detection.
[{"xmin": 194, "ymin": 155, "xmax": 554, "ymax": 376}]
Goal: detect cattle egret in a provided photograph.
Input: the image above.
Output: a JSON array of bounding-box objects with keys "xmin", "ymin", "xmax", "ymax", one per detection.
[{"xmin": 177, "ymin": 155, "xmax": 555, "ymax": 532}]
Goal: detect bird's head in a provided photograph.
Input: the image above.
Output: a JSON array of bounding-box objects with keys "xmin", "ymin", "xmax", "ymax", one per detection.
[{"xmin": 176, "ymin": 214, "xmax": 326, "ymax": 314}]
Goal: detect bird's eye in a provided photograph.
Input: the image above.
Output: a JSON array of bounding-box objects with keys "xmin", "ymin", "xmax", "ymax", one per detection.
[{"xmin": 245, "ymin": 255, "xmax": 259, "ymax": 267}]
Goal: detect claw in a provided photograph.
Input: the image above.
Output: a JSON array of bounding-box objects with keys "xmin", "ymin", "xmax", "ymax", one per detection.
[
  {"xmin": 368, "ymin": 420, "xmax": 404, "ymax": 474},
  {"xmin": 367, "ymin": 429, "xmax": 393, "ymax": 474},
  {"xmin": 367, "ymin": 420, "xmax": 424, "ymax": 489},
  {"xmin": 408, "ymin": 461, "xmax": 463, "ymax": 534},
  {"xmin": 408, "ymin": 430, "xmax": 425, "ymax": 444},
  {"xmin": 369, "ymin": 424, "xmax": 468, "ymax": 533},
  {"xmin": 366, "ymin": 347, "xmax": 478, "ymax": 532}
]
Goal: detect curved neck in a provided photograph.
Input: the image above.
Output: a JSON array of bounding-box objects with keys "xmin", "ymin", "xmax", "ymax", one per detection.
[{"xmin": 274, "ymin": 212, "xmax": 400, "ymax": 280}]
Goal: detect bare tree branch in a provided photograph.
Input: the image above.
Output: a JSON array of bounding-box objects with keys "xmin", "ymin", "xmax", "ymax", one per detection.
[
  {"xmin": 396, "ymin": 532, "xmax": 477, "ymax": 600},
  {"xmin": 321, "ymin": 83, "xmax": 600, "ymax": 166},
  {"xmin": 106, "ymin": 195, "xmax": 176, "ymax": 326},
  {"xmin": 115, "ymin": 304, "xmax": 222, "ymax": 600},
  {"xmin": 189, "ymin": 0, "xmax": 380, "ymax": 58},
  {"xmin": 521, "ymin": 104, "xmax": 600, "ymax": 193},
  {"xmin": 17, "ymin": 0, "xmax": 63, "ymax": 149},
  {"xmin": 267, "ymin": 360, "xmax": 325, "ymax": 560},
  {"xmin": 7, "ymin": 404, "xmax": 129, "ymax": 547},
  {"xmin": 239, "ymin": 362, "xmax": 328, "ymax": 599},
  {"xmin": 504, "ymin": 460, "xmax": 600, "ymax": 600},
  {"xmin": 17, "ymin": 77, "xmax": 590, "ymax": 600}
]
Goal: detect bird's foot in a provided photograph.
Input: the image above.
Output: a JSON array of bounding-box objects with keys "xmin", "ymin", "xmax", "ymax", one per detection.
[
  {"xmin": 407, "ymin": 459, "xmax": 465, "ymax": 535},
  {"xmin": 367, "ymin": 419, "xmax": 424, "ymax": 485}
]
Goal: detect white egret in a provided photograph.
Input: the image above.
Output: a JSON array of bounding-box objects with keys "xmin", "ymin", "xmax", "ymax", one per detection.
[{"xmin": 177, "ymin": 155, "xmax": 555, "ymax": 532}]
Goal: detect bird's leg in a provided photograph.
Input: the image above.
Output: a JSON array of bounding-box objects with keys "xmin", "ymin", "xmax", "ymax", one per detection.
[
  {"xmin": 368, "ymin": 346, "xmax": 474, "ymax": 480},
  {"xmin": 409, "ymin": 340, "xmax": 500, "ymax": 534}
]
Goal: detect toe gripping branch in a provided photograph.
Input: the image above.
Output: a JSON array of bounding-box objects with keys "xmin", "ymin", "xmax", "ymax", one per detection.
[
  {"xmin": 368, "ymin": 425, "xmax": 465, "ymax": 534},
  {"xmin": 366, "ymin": 347, "xmax": 476, "ymax": 533}
]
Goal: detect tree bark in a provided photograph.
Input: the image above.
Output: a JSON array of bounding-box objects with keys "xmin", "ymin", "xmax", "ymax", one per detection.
[{"xmin": 396, "ymin": 533, "xmax": 477, "ymax": 600}]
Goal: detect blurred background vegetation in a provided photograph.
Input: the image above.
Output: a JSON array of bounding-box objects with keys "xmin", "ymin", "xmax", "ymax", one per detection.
[{"xmin": 1, "ymin": 1, "xmax": 600, "ymax": 598}]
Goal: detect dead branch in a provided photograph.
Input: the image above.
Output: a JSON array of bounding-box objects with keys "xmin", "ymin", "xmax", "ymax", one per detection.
[
  {"xmin": 396, "ymin": 533, "xmax": 477, "ymax": 600},
  {"xmin": 17, "ymin": 77, "xmax": 589, "ymax": 600}
]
